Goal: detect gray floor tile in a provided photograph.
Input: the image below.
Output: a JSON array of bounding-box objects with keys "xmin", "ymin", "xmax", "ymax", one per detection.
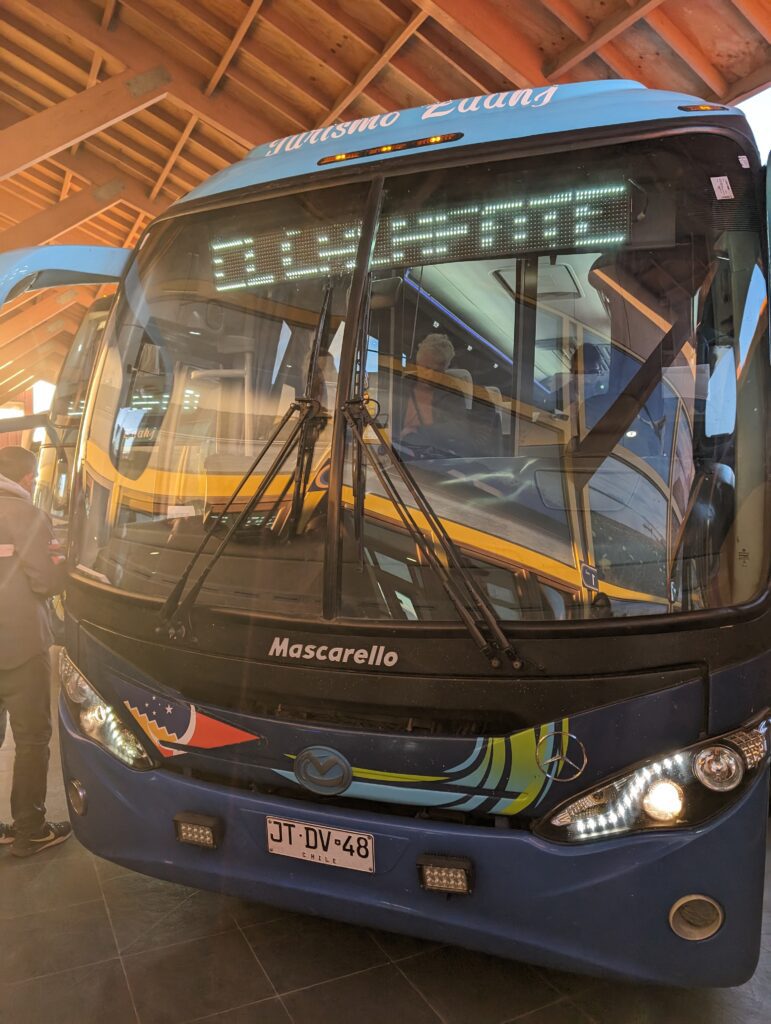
[
  {"xmin": 282, "ymin": 963, "xmax": 441, "ymax": 1024},
  {"xmin": 504, "ymin": 1001, "xmax": 595, "ymax": 1024},
  {"xmin": 0, "ymin": 837, "xmax": 99, "ymax": 920},
  {"xmin": 120, "ymin": 890, "xmax": 246, "ymax": 955},
  {"xmin": 399, "ymin": 946, "xmax": 559, "ymax": 1024},
  {"xmin": 185, "ymin": 998, "xmax": 292, "ymax": 1023},
  {"xmin": 368, "ymin": 927, "xmax": 442, "ymax": 961},
  {"xmin": 0, "ymin": 958, "xmax": 137, "ymax": 1024},
  {"xmin": 241, "ymin": 912, "xmax": 388, "ymax": 994},
  {"xmin": 0, "ymin": 897, "xmax": 117, "ymax": 983},
  {"xmin": 123, "ymin": 928, "xmax": 274, "ymax": 1024},
  {"xmin": 101, "ymin": 867, "xmax": 198, "ymax": 952}
]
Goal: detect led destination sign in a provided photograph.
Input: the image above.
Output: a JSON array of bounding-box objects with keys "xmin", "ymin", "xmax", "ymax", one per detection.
[{"xmin": 210, "ymin": 182, "xmax": 630, "ymax": 292}]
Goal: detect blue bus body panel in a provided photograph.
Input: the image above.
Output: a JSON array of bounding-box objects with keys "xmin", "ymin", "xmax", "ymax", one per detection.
[
  {"xmin": 177, "ymin": 82, "xmax": 747, "ymax": 206},
  {"xmin": 75, "ymin": 627, "xmax": 709, "ymax": 820},
  {"xmin": 59, "ymin": 694, "xmax": 768, "ymax": 987}
]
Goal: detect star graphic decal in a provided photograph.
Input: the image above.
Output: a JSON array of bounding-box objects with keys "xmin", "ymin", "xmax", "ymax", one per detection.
[{"xmin": 165, "ymin": 705, "xmax": 173, "ymax": 714}]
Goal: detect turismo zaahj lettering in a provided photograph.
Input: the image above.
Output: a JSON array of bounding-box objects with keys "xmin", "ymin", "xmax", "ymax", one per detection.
[{"xmin": 265, "ymin": 86, "xmax": 559, "ymax": 158}]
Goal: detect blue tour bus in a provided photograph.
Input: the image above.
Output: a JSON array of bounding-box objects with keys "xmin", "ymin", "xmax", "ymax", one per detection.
[{"xmin": 1, "ymin": 79, "xmax": 769, "ymax": 986}]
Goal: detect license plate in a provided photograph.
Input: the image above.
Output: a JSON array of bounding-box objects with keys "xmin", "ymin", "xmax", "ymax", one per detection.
[{"xmin": 266, "ymin": 816, "xmax": 375, "ymax": 873}]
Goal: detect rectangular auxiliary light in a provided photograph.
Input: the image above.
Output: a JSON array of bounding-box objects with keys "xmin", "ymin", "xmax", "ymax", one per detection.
[
  {"xmin": 173, "ymin": 812, "xmax": 222, "ymax": 849},
  {"xmin": 417, "ymin": 854, "xmax": 474, "ymax": 894},
  {"xmin": 318, "ymin": 133, "xmax": 463, "ymax": 166}
]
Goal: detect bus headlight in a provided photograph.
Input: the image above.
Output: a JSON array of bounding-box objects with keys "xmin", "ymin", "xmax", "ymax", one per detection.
[
  {"xmin": 59, "ymin": 651, "xmax": 153, "ymax": 770},
  {"xmin": 536, "ymin": 716, "xmax": 768, "ymax": 843}
]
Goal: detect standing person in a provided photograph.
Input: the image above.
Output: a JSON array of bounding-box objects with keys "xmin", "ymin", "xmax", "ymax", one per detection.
[{"xmin": 0, "ymin": 446, "xmax": 71, "ymax": 857}]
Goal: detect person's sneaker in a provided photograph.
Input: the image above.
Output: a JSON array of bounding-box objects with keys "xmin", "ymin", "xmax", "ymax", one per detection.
[
  {"xmin": 0, "ymin": 823, "xmax": 15, "ymax": 845},
  {"xmin": 11, "ymin": 821, "xmax": 72, "ymax": 858}
]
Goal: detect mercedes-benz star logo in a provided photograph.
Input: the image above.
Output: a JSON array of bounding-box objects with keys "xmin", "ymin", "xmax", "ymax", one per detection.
[
  {"xmin": 294, "ymin": 746, "xmax": 353, "ymax": 796},
  {"xmin": 535, "ymin": 731, "xmax": 588, "ymax": 782}
]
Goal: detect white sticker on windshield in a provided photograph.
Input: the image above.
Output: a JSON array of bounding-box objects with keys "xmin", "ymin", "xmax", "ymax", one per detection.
[
  {"xmin": 738, "ymin": 155, "xmax": 750, "ymax": 169},
  {"xmin": 167, "ymin": 505, "xmax": 196, "ymax": 519},
  {"xmin": 711, "ymin": 176, "xmax": 734, "ymax": 200},
  {"xmin": 0, "ymin": 544, "xmax": 15, "ymax": 558}
]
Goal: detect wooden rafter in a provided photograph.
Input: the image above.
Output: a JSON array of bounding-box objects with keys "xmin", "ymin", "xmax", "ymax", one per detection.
[
  {"xmin": 645, "ymin": 9, "xmax": 728, "ymax": 97},
  {"xmin": 0, "ymin": 178, "xmax": 127, "ymax": 250},
  {"xmin": 414, "ymin": 0, "xmax": 546, "ymax": 87},
  {"xmin": 0, "ymin": 66, "xmax": 171, "ymax": 181},
  {"xmin": 322, "ymin": 10, "xmax": 429, "ymax": 125},
  {"xmin": 545, "ymin": 0, "xmax": 668, "ymax": 78},
  {"xmin": 731, "ymin": 0, "xmax": 771, "ymax": 43},
  {"xmin": 205, "ymin": 0, "xmax": 264, "ymax": 97}
]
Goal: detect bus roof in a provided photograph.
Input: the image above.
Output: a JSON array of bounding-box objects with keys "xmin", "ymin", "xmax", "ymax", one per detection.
[{"xmin": 179, "ymin": 80, "xmax": 747, "ymax": 207}]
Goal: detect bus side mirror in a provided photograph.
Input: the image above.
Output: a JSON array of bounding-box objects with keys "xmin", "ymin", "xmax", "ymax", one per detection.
[{"xmin": 0, "ymin": 245, "xmax": 131, "ymax": 311}]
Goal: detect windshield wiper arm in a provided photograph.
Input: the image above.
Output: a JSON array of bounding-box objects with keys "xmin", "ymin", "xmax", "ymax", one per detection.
[
  {"xmin": 158, "ymin": 397, "xmax": 319, "ymax": 639},
  {"xmin": 344, "ymin": 397, "xmax": 523, "ymax": 672},
  {"xmin": 285, "ymin": 283, "xmax": 333, "ymax": 538}
]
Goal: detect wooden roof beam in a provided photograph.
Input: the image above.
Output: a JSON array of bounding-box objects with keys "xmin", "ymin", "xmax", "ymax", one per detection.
[
  {"xmin": 322, "ymin": 10, "xmax": 429, "ymax": 125},
  {"xmin": 205, "ymin": 0, "xmax": 264, "ymax": 97},
  {"xmin": 0, "ymin": 316, "xmax": 80, "ymax": 366},
  {"xmin": 13, "ymin": 0, "xmax": 277, "ymax": 147},
  {"xmin": 0, "ymin": 65, "xmax": 171, "ymax": 181},
  {"xmin": 149, "ymin": 114, "xmax": 199, "ymax": 200},
  {"xmin": 545, "ymin": 0, "xmax": 667, "ymax": 78},
  {"xmin": 0, "ymin": 101, "xmax": 171, "ymax": 219},
  {"xmin": 539, "ymin": 0, "xmax": 645, "ymax": 81},
  {"xmin": 645, "ymin": 9, "xmax": 728, "ymax": 97},
  {"xmin": 0, "ymin": 290, "xmax": 92, "ymax": 341},
  {"xmin": 724, "ymin": 58, "xmax": 771, "ymax": 103},
  {"xmin": 413, "ymin": 0, "xmax": 547, "ymax": 87},
  {"xmin": 731, "ymin": 0, "xmax": 771, "ymax": 43},
  {"xmin": 0, "ymin": 178, "xmax": 129, "ymax": 250}
]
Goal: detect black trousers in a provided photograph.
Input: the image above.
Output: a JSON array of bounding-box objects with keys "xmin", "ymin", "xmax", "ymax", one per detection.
[{"xmin": 0, "ymin": 654, "xmax": 51, "ymax": 838}]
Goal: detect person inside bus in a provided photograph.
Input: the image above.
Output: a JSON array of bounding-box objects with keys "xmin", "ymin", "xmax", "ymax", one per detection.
[
  {"xmin": 0, "ymin": 446, "xmax": 71, "ymax": 857},
  {"xmin": 398, "ymin": 333, "xmax": 469, "ymax": 456}
]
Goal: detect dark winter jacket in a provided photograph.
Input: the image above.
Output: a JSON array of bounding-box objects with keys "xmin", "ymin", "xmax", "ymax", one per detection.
[{"xmin": 0, "ymin": 473, "xmax": 64, "ymax": 670}]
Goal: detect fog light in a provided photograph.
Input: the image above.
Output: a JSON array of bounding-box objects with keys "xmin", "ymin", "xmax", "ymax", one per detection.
[
  {"xmin": 642, "ymin": 779, "xmax": 683, "ymax": 822},
  {"xmin": 67, "ymin": 778, "xmax": 88, "ymax": 816},
  {"xmin": 417, "ymin": 855, "xmax": 473, "ymax": 894},
  {"xmin": 173, "ymin": 812, "xmax": 222, "ymax": 848},
  {"xmin": 693, "ymin": 745, "xmax": 744, "ymax": 792},
  {"xmin": 669, "ymin": 895, "xmax": 724, "ymax": 940}
]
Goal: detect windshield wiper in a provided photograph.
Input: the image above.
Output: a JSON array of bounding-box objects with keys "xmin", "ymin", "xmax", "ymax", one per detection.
[
  {"xmin": 158, "ymin": 396, "xmax": 320, "ymax": 639},
  {"xmin": 284, "ymin": 284, "xmax": 333, "ymax": 538},
  {"xmin": 344, "ymin": 397, "xmax": 523, "ymax": 672},
  {"xmin": 158, "ymin": 285, "xmax": 336, "ymax": 640}
]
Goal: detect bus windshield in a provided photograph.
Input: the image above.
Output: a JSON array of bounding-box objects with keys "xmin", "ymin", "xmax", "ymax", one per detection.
[{"xmin": 73, "ymin": 133, "xmax": 768, "ymax": 623}]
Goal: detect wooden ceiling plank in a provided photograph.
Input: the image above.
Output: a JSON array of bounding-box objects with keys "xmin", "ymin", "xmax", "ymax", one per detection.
[
  {"xmin": 261, "ymin": 9, "xmax": 353, "ymax": 89},
  {"xmin": 150, "ymin": 113, "xmax": 198, "ymax": 200},
  {"xmin": 14, "ymin": 0, "xmax": 277, "ymax": 147},
  {"xmin": 0, "ymin": 104, "xmax": 170, "ymax": 219},
  {"xmin": 415, "ymin": 22, "xmax": 497, "ymax": 93},
  {"xmin": 545, "ymin": 0, "xmax": 667, "ymax": 77},
  {"xmin": 539, "ymin": 0, "xmax": 642, "ymax": 80},
  {"xmin": 0, "ymin": 178, "xmax": 129, "ymax": 250},
  {"xmin": 322, "ymin": 10, "xmax": 429, "ymax": 125},
  {"xmin": 0, "ymin": 36, "xmax": 84, "ymax": 97},
  {"xmin": 731, "ymin": 0, "xmax": 771, "ymax": 43},
  {"xmin": 0, "ymin": 66, "xmax": 171, "ymax": 181},
  {"xmin": 724, "ymin": 57, "xmax": 771, "ymax": 102},
  {"xmin": 0, "ymin": 290, "xmax": 92, "ymax": 342},
  {"xmin": 413, "ymin": 0, "xmax": 547, "ymax": 87},
  {"xmin": 645, "ymin": 9, "xmax": 728, "ymax": 97},
  {"xmin": 205, "ymin": 0, "xmax": 265, "ymax": 96},
  {"xmin": 0, "ymin": 315, "xmax": 81, "ymax": 363}
]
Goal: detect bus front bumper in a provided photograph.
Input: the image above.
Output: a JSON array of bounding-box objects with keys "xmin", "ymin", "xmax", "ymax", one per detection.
[{"xmin": 59, "ymin": 696, "xmax": 768, "ymax": 987}]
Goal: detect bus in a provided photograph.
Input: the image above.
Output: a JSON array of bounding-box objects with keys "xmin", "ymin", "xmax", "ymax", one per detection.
[
  {"xmin": 34, "ymin": 297, "xmax": 112, "ymax": 535},
  {"xmin": 6, "ymin": 79, "xmax": 769, "ymax": 987}
]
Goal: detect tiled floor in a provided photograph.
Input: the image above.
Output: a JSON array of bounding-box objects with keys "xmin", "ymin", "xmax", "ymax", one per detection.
[{"xmin": 1, "ymin": 686, "xmax": 769, "ymax": 1024}]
